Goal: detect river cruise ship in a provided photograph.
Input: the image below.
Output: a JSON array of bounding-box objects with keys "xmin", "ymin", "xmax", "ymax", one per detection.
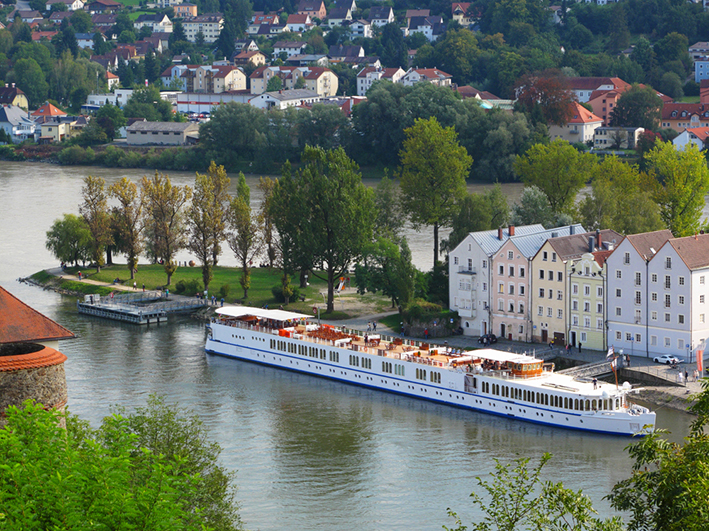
[{"xmin": 206, "ymin": 307, "xmax": 656, "ymax": 436}]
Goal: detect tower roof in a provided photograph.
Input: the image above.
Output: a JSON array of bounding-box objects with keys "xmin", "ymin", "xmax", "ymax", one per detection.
[{"xmin": 0, "ymin": 286, "xmax": 75, "ymax": 344}]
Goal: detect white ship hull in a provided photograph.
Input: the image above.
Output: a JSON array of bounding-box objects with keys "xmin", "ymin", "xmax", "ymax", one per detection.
[{"xmin": 206, "ymin": 314, "xmax": 655, "ymax": 436}]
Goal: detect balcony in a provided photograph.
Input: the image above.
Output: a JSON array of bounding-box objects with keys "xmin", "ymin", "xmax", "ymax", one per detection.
[
  {"xmin": 457, "ymin": 307, "xmax": 476, "ymax": 318},
  {"xmin": 458, "ymin": 267, "xmax": 476, "ymax": 275}
]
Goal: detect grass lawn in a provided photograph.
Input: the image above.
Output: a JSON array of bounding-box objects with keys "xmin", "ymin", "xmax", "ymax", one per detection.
[
  {"xmin": 128, "ymin": 10, "xmax": 153, "ymax": 20},
  {"xmin": 678, "ymin": 95, "xmax": 700, "ymax": 103},
  {"xmin": 117, "ymin": 0, "xmax": 142, "ymax": 5},
  {"xmin": 59, "ymin": 264, "xmax": 382, "ymax": 318}
]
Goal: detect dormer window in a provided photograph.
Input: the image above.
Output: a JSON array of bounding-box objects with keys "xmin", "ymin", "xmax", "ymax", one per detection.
[
  {"xmin": 671, "ymin": 111, "xmax": 677, "ymax": 117},
  {"xmin": 681, "ymin": 111, "xmax": 687, "ymax": 117}
]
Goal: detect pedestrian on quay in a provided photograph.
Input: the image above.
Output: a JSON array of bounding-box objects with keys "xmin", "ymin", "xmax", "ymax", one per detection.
[
  {"xmin": 78, "ymin": 271, "xmax": 82, "ymax": 281},
  {"xmin": 220, "ymin": 297, "xmax": 224, "ymax": 307},
  {"xmin": 578, "ymin": 342, "xmax": 582, "ymax": 353},
  {"xmin": 400, "ymin": 323, "xmax": 404, "ymax": 337},
  {"xmin": 424, "ymin": 328, "xmax": 429, "ymax": 340},
  {"xmin": 685, "ymin": 370, "xmax": 689, "ymax": 384},
  {"xmin": 373, "ymin": 321, "xmax": 377, "ymax": 331},
  {"xmin": 367, "ymin": 321, "xmax": 372, "ymax": 332},
  {"xmin": 549, "ymin": 342, "xmax": 553, "ymax": 351},
  {"xmin": 142, "ymin": 283, "xmax": 145, "ymax": 292},
  {"xmin": 133, "ymin": 281, "xmax": 137, "ymax": 290}
]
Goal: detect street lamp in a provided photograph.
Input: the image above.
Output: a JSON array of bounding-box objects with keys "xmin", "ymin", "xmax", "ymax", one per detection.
[{"xmin": 687, "ymin": 343, "xmax": 692, "ymax": 364}]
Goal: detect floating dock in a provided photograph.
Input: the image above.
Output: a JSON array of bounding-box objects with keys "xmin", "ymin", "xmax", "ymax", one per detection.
[{"xmin": 77, "ymin": 293, "xmax": 206, "ymax": 325}]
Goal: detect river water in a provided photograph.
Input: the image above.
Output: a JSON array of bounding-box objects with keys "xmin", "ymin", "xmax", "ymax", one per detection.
[{"xmin": 0, "ymin": 162, "xmax": 694, "ymax": 530}]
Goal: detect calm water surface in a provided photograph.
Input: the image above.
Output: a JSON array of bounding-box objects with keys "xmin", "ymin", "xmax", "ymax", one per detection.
[{"xmin": 0, "ymin": 162, "xmax": 695, "ymax": 530}]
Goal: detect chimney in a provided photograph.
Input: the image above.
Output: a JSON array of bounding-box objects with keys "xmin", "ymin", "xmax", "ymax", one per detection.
[
  {"xmin": 498, "ymin": 227, "xmax": 503, "ymax": 240},
  {"xmin": 589, "ymin": 236, "xmax": 595, "ymax": 253},
  {"xmin": 11, "ymin": 83, "xmax": 14, "ymax": 88},
  {"xmin": 509, "ymin": 225, "xmax": 515, "ymax": 236},
  {"xmin": 595, "ymin": 229, "xmax": 602, "ymax": 249}
]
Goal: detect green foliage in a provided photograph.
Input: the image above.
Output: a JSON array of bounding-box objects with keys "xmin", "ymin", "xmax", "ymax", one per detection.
[
  {"xmin": 0, "ymin": 400, "xmax": 224, "ymax": 531},
  {"xmin": 645, "ymin": 142, "xmax": 709, "ymax": 237},
  {"xmin": 399, "ymin": 117, "xmax": 472, "ymax": 266},
  {"xmin": 0, "ymin": 144, "xmax": 26, "ymax": 160},
  {"xmin": 58, "ymin": 145, "xmax": 96, "ymax": 164},
  {"xmin": 445, "ymin": 453, "xmax": 623, "ymax": 531},
  {"xmin": 271, "ymin": 283, "xmax": 300, "ymax": 303},
  {"xmin": 354, "ymin": 237, "xmax": 416, "ymax": 311},
  {"xmin": 610, "ymin": 84, "xmax": 663, "ymax": 131},
  {"xmin": 13, "ymin": 57, "xmax": 47, "ymax": 108},
  {"xmin": 219, "ymin": 284, "xmax": 230, "ymax": 299},
  {"xmin": 45, "ymin": 213, "xmax": 92, "ymax": 266},
  {"xmin": 511, "ymin": 185, "xmax": 573, "ymax": 228},
  {"xmin": 123, "ymin": 85, "xmax": 174, "ymax": 122},
  {"xmin": 96, "ymin": 103, "xmax": 127, "ymax": 140},
  {"xmin": 514, "ymin": 139, "xmax": 595, "ymax": 216},
  {"xmin": 266, "ymin": 75, "xmax": 282, "ymax": 92},
  {"xmin": 443, "ymin": 186, "xmax": 510, "ymax": 253}
]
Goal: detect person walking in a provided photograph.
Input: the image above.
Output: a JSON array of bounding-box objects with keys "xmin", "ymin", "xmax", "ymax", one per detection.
[
  {"xmin": 133, "ymin": 281, "xmax": 137, "ymax": 290},
  {"xmin": 578, "ymin": 342, "xmax": 582, "ymax": 353},
  {"xmin": 373, "ymin": 321, "xmax": 377, "ymax": 332},
  {"xmin": 142, "ymin": 283, "xmax": 145, "ymax": 292}
]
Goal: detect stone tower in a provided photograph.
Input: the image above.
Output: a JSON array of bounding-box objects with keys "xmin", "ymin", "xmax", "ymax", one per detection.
[{"xmin": 0, "ymin": 286, "xmax": 75, "ymax": 425}]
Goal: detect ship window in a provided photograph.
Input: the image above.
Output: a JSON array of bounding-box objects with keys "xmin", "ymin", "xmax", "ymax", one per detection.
[
  {"xmin": 585, "ymin": 400, "xmax": 590, "ymax": 411},
  {"xmin": 592, "ymin": 399, "xmax": 597, "ymax": 410},
  {"xmin": 545, "ymin": 394, "xmax": 549, "ymax": 406},
  {"xmin": 564, "ymin": 397, "xmax": 568, "ymax": 409}
]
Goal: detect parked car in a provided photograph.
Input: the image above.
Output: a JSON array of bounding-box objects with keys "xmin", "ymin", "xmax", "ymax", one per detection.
[
  {"xmin": 478, "ymin": 333, "xmax": 497, "ymax": 345},
  {"xmin": 653, "ymin": 354, "xmax": 684, "ymax": 365}
]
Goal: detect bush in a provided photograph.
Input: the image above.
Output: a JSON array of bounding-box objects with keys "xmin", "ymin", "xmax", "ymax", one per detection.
[
  {"xmin": 219, "ymin": 284, "xmax": 230, "ymax": 299},
  {"xmin": 0, "ymin": 144, "xmax": 26, "ymax": 161},
  {"xmin": 58, "ymin": 146, "xmax": 95, "ymax": 165},
  {"xmin": 271, "ymin": 284, "xmax": 300, "ymax": 303},
  {"xmin": 174, "ymin": 279, "xmax": 186, "ymax": 293},
  {"xmin": 181, "ymin": 278, "xmax": 203, "ymax": 296},
  {"xmin": 405, "ymin": 299, "xmax": 443, "ymax": 322}
]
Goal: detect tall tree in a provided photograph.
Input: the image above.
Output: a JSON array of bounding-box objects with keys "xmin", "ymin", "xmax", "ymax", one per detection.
[
  {"xmin": 188, "ymin": 162, "xmax": 231, "ymax": 291},
  {"xmin": 380, "ymin": 23, "xmax": 407, "ymax": 69},
  {"xmin": 399, "ymin": 117, "xmax": 472, "ymax": 267},
  {"xmin": 13, "ymin": 58, "xmax": 48, "ymax": 108},
  {"xmin": 227, "ymin": 173, "xmax": 261, "ymax": 299},
  {"xmin": 45, "ymin": 213, "xmax": 92, "ymax": 267},
  {"xmin": 79, "ymin": 175, "xmax": 112, "ymax": 272},
  {"xmin": 373, "ymin": 172, "xmax": 405, "ymax": 239},
  {"xmin": 355, "ymin": 237, "xmax": 416, "ymax": 312},
  {"xmin": 515, "ymin": 69, "xmax": 577, "ymax": 126},
  {"xmin": 272, "ymin": 147, "xmax": 375, "ymax": 312},
  {"xmin": 645, "ymin": 142, "xmax": 709, "ymax": 237},
  {"xmin": 514, "ymin": 138, "xmax": 595, "ymax": 216},
  {"xmin": 141, "ymin": 172, "xmax": 192, "ymax": 285},
  {"xmin": 109, "ymin": 177, "xmax": 143, "ymax": 280},
  {"xmin": 610, "ymin": 84, "xmax": 663, "ymax": 131},
  {"xmin": 443, "ymin": 186, "xmax": 510, "ymax": 252},
  {"xmin": 257, "ymin": 176, "xmax": 278, "ymax": 268}
]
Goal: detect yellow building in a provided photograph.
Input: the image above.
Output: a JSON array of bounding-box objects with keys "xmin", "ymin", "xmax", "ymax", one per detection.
[
  {"xmin": 0, "ymin": 84, "xmax": 29, "ymax": 110},
  {"xmin": 531, "ymin": 229, "xmax": 621, "ymax": 350}
]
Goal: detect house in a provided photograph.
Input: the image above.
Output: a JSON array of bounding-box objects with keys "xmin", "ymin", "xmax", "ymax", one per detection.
[
  {"xmin": 13, "ymin": 10, "xmax": 43, "ymax": 23},
  {"xmin": 349, "ymin": 19, "xmax": 371, "ymax": 38},
  {"xmin": 548, "ymin": 102, "xmax": 603, "ymax": 144},
  {"xmin": 400, "ymin": 67, "xmax": 452, "ymax": 87},
  {"xmin": 176, "ymin": 91, "xmax": 252, "ymax": 114},
  {"xmin": 530, "ymin": 229, "xmax": 621, "ymax": 350},
  {"xmin": 297, "ymin": 0, "xmax": 326, "ymax": 20},
  {"xmin": 488, "ymin": 225, "xmax": 585, "ymax": 342},
  {"xmin": 673, "ymin": 126, "xmax": 709, "ymax": 150},
  {"xmin": 182, "ymin": 13, "xmax": 223, "ymax": 43},
  {"xmin": 327, "ymin": 7, "xmax": 352, "ymax": 27},
  {"xmin": 405, "ymin": 9, "xmax": 429, "ymax": 23},
  {"xmin": 368, "ymin": 6, "xmax": 394, "ymax": 27},
  {"xmin": 49, "ymin": 11, "xmax": 73, "ymax": 24},
  {"xmin": 85, "ymin": 0, "xmax": 122, "ymax": 13},
  {"xmin": 90, "ymin": 13, "xmax": 116, "ymax": 25},
  {"xmin": 449, "ymin": 225, "xmax": 545, "ymax": 337},
  {"xmin": 406, "ymin": 16, "xmax": 445, "ymax": 42},
  {"xmin": 32, "ymin": 102, "xmax": 67, "ymax": 118},
  {"xmin": 0, "ymin": 84, "xmax": 29, "ymax": 109},
  {"xmin": 273, "ymin": 41, "xmax": 307, "ymax": 59},
  {"xmin": 249, "ymin": 89, "xmax": 321, "ymax": 110},
  {"xmin": 356, "ymin": 66, "xmax": 405, "ymax": 96},
  {"xmin": 148, "ymin": 0, "xmax": 183, "ymax": 7},
  {"xmin": 285, "ymin": 54, "xmax": 329, "ymax": 67},
  {"xmin": 0, "ymin": 105, "xmax": 37, "ymax": 143},
  {"xmin": 37, "ymin": 116, "xmax": 87, "ymax": 143},
  {"xmin": 106, "ymin": 71, "xmax": 119, "ymax": 90},
  {"xmin": 234, "ymin": 39, "xmax": 259, "ymax": 53},
  {"xmin": 548, "ymin": 5, "xmax": 569, "ymax": 25},
  {"xmin": 250, "ymin": 65, "xmax": 299, "ymax": 94},
  {"xmin": 45, "ymin": 0, "xmax": 84, "ymax": 11},
  {"xmin": 456, "ymin": 86, "xmax": 499, "ymax": 101},
  {"xmin": 252, "ymin": 12, "xmax": 279, "ymax": 25},
  {"xmin": 689, "ymin": 42, "xmax": 709, "ymax": 63},
  {"xmin": 593, "ymin": 126, "xmax": 644, "ymax": 149},
  {"xmin": 32, "ymin": 31, "xmax": 59, "ymax": 43},
  {"xmin": 564, "ymin": 77, "xmax": 631, "ymax": 103},
  {"xmin": 182, "ymin": 65, "xmax": 246, "ymax": 93},
  {"xmin": 451, "ymin": 2, "xmax": 477, "ymax": 25},
  {"xmin": 329, "ymin": 45, "xmax": 364, "ymax": 61},
  {"xmin": 660, "ymin": 103, "xmax": 709, "ymax": 132},
  {"xmin": 695, "ymin": 58, "xmax": 709, "ymax": 84},
  {"xmin": 301, "ymin": 67, "xmax": 338, "ymax": 97},
  {"xmin": 249, "ymin": 65, "xmax": 338, "ymax": 97},
  {"xmin": 135, "ymin": 14, "xmax": 173, "ymax": 33},
  {"xmin": 83, "ymin": 89, "xmax": 134, "ymax": 110},
  {"xmin": 173, "ymin": 3, "xmax": 197, "ymax": 17},
  {"xmin": 126, "ymin": 121, "xmax": 199, "ymax": 145},
  {"xmin": 605, "ymin": 230, "xmax": 709, "ymax": 361},
  {"xmin": 161, "ymin": 64, "xmax": 195, "ymax": 89},
  {"xmin": 286, "ymin": 13, "xmax": 313, "ymax": 33},
  {"xmin": 587, "ymin": 87, "xmax": 631, "ymax": 126},
  {"xmin": 233, "ymin": 50, "xmax": 267, "ymax": 67}
]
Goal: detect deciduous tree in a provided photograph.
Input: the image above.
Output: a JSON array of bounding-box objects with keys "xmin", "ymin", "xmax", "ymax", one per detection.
[
  {"xmin": 610, "ymin": 84, "xmax": 663, "ymax": 131},
  {"xmin": 109, "ymin": 177, "xmax": 143, "ymax": 279},
  {"xmin": 188, "ymin": 162, "xmax": 231, "ymax": 291},
  {"xmin": 141, "ymin": 171, "xmax": 192, "ymax": 285},
  {"xmin": 443, "ymin": 186, "xmax": 510, "ymax": 253},
  {"xmin": 355, "ymin": 237, "xmax": 416, "ymax": 312},
  {"xmin": 45, "ymin": 213, "xmax": 92, "ymax": 266},
  {"xmin": 79, "ymin": 175, "xmax": 112, "ymax": 272},
  {"xmin": 514, "ymin": 138, "xmax": 594, "ymax": 216},
  {"xmin": 645, "ymin": 142, "xmax": 709, "ymax": 237},
  {"xmin": 515, "ymin": 69, "xmax": 577, "ymax": 126},
  {"xmin": 257, "ymin": 176, "xmax": 278, "ymax": 268},
  {"xmin": 227, "ymin": 173, "xmax": 261, "ymax": 299},
  {"xmin": 399, "ymin": 117, "xmax": 472, "ymax": 266}
]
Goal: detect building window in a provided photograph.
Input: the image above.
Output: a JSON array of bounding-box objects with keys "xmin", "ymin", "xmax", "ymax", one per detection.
[
  {"xmin": 572, "ymin": 283, "xmax": 579, "ymax": 295},
  {"xmin": 679, "ymin": 276, "xmax": 685, "ymax": 286},
  {"xmin": 584, "ymin": 317, "xmax": 591, "ymax": 329},
  {"xmin": 666, "ymin": 257, "xmax": 672, "ymax": 269},
  {"xmin": 482, "ymin": 260, "xmax": 487, "ymax": 269},
  {"xmin": 547, "ymin": 307, "xmax": 553, "ymax": 317},
  {"xmin": 572, "ymin": 300, "xmax": 578, "ymax": 311},
  {"xmin": 552, "ymin": 252, "xmax": 557, "ymax": 262},
  {"xmin": 572, "ymin": 315, "xmax": 578, "ymax": 325},
  {"xmin": 509, "ymin": 266, "xmax": 515, "ymax": 277},
  {"xmin": 616, "ymin": 331, "xmax": 622, "ymax": 340},
  {"xmin": 519, "ymin": 303, "xmax": 524, "ymax": 314},
  {"xmin": 519, "ymin": 325, "xmax": 524, "ymax": 334},
  {"xmin": 635, "ymin": 272, "xmax": 641, "ymax": 286},
  {"xmin": 624, "ymin": 252, "xmax": 630, "ymax": 265},
  {"xmin": 678, "ymin": 339, "xmax": 684, "ymax": 349},
  {"xmin": 597, "ymin": 286, "xmax": 603, "ymax": 297},
  {"xmin": 454, "ymin": 257, "xmax": 459, "ymax": 265},
  {"xmin": 635, "ymin": 291, "xmax": 642, "ymax": 305},
  {"xmin": 701, "ymin": 276, "xmax": 705, "ymax": 284},
  {"xmin": 508, "ymin": 251, "xmax": 513, "ymax": 260},
  {"xmin": 581, "ymin": 331, "xmax": 587, "ymax": 342},
  {"xmin": 520, "ymin": 267, "xmax": 525, "ymax": 277},
  {"xmin": 616, "ymin": 307, "xmax": 621, "ymax": 316},
  {"xmin": 679, "ymin": 295, "xmax": 685, "ymax": 305},
  {"xmin": 636, "ymin": 333, "xmax": 641, "ymax": 343},
  {"xmin": 584, "ymin": 301, "xmax": 590, "ymax": 312},
  {"xmin": 519, "ymin": 285, "xmax": 525, "ymax": 295},
  {"xmin": 548, "ymin": 290, "xmax": 553, "ymax": 299},
  {"xmin": 665, "ymin": 276, "xmax": 671, "ymax": 289},
  {"xmin": 665, "ymin": 313, "xmax": 671, "ymax": 322},
  {"xmin": 665, "ymin": 337, "xmax": 671, "ymax": 347},
  {"xmin": 482, "ymin": 282, "xmax": 487, "ymax": 291},
  {"xmin": 557, "ymin": 290, "xmax": 563, "ymax": 300},
  {"xmin": 679, "ymin": 314, "xmax": 685, "ymax": 324},
  {"xmin": 557, "ymin": 271, "xmax": 562, "ymax": 281},
  {"xmin": 498, "ymin": 283, "xmax": 504, "ymax": 294},
  {"xmin": 509, "ymin": 302, "xmax": 515, "ymax": 312},
  {"xmin": 499, "ymin": 265, "xmax": 504, "ymax": 275},
  {"xmin": 539, "ymin": 270, "xmax": 545, "ymax": 280},
  {"xmin": 652, "ymin": 292, "xmax": 657, "ymax": 302},
  {"xmin": 548, "ymin": 270, "xmax": 553, "ymax": 281},
  {"xmin": 702, "ymin": 295, "xmax": 706, "ymax": 304},
  {"xmin": 558, "ymin": 309, "xmax": 563, "ymax": 319},
  {"xmin": 509, "ymin": 284, "xmax": 515, "ymax": 295},
  {"xmin": 538, "ymin": 306, "xmax": 543, "ymax": 316},
  {"xmin": 651, "ymin": 335, "xmax": 657, "ymax": 346},
  {"xmin": 543, "ymin": 251, "xmax": 548, "ymax": 261},
  {"xmin": 498, "ymin": 299, "xmax": 504, "ymax": 311},
  {"xmin": 635, "ymin": 309, "xmax": 641, "ymax": 322},
  {"xmin": 701, "ymin": 314, "xmax": 706, "ymax": 323},
  {"xmin": 539, "ymin": 288, "xmax": 545, "ymax": 298},
  {"xmin": 597, "ymin": 318, "xmax": 603, "ymax": 329},
  {"xmin": 626, "ymin": 332, "xmax": 632, "ymax": 341},
  {"xmin": 616, "ymin": 288, "xmax": 622, "ymax": 297},
  {"xmin": 665, "ymin": 294, "xmax": 671, "ymax": 308},
  {"xmin": 584, "ymin": 285, "xmax": 590, "ymax": 296},
  {"xmin": 597, "ymin": 302, "xmax": 603, "ymax": 313},
  {"xmin": 616, "ymin": 270, "xmax": 622, "ymax": 279},
  {"xmin": 652, "ymin": 311, "xmax": 657, "ymax": 321},
  {"xmin": 652, "ymin": 273, "xmax": 657, "ymax": 283}
]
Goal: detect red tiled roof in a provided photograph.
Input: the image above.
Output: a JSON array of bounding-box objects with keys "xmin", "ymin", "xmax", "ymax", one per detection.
[
  {"xmin": 662, "ymin": 103, "xmax": 709, "ymax": 120},
  {"xmin": 592, "ymin": 250, "xmax": 613, "ymax": 267},
  {"xmin": 31, "ymin": 102, "xmax": 67, "ymax": 117},
  {"xmin": 0, "ymin": 286, "xmax": 75, "ymax": 344},
  {"xmin": 410, "ymin": 68, "xmax": 452, "ymax": 79},
  {"xmin": 625, "ymin": 230, "xmax": 674, "ymax": 260},
  {"xmin": 565, "ymin": 77, "xmax": 630, "ymax": 91},
  {"xmin": 567, "ymin": 102, "xmax": 603, "ymax": 124},
  {"xmin": 669, "ymin": 234, "xmax": 709, "ymax": 270},
  {"xmin": 0, "ymin": 344, "xmax": 67, "ymax": 372},
  {"xmin": 684, "ymin": 126, "xmax": 709, "ymax": 142},
  {"xmin": 287, "ymin": 14, "xmax": 310, "ymax": 24}
]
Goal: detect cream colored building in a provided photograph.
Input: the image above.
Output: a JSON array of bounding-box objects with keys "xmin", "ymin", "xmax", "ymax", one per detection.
[
  {"xmin": 126, "ymin": 121, "xmax": 199, "ymax": 145},
  {"xmin": 548, "ymin": 102, "xmax": 603, "ymax": 144},
  {"xmin": 530, "ymin": 229, "xmax": 621, "ymax": 350}
]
